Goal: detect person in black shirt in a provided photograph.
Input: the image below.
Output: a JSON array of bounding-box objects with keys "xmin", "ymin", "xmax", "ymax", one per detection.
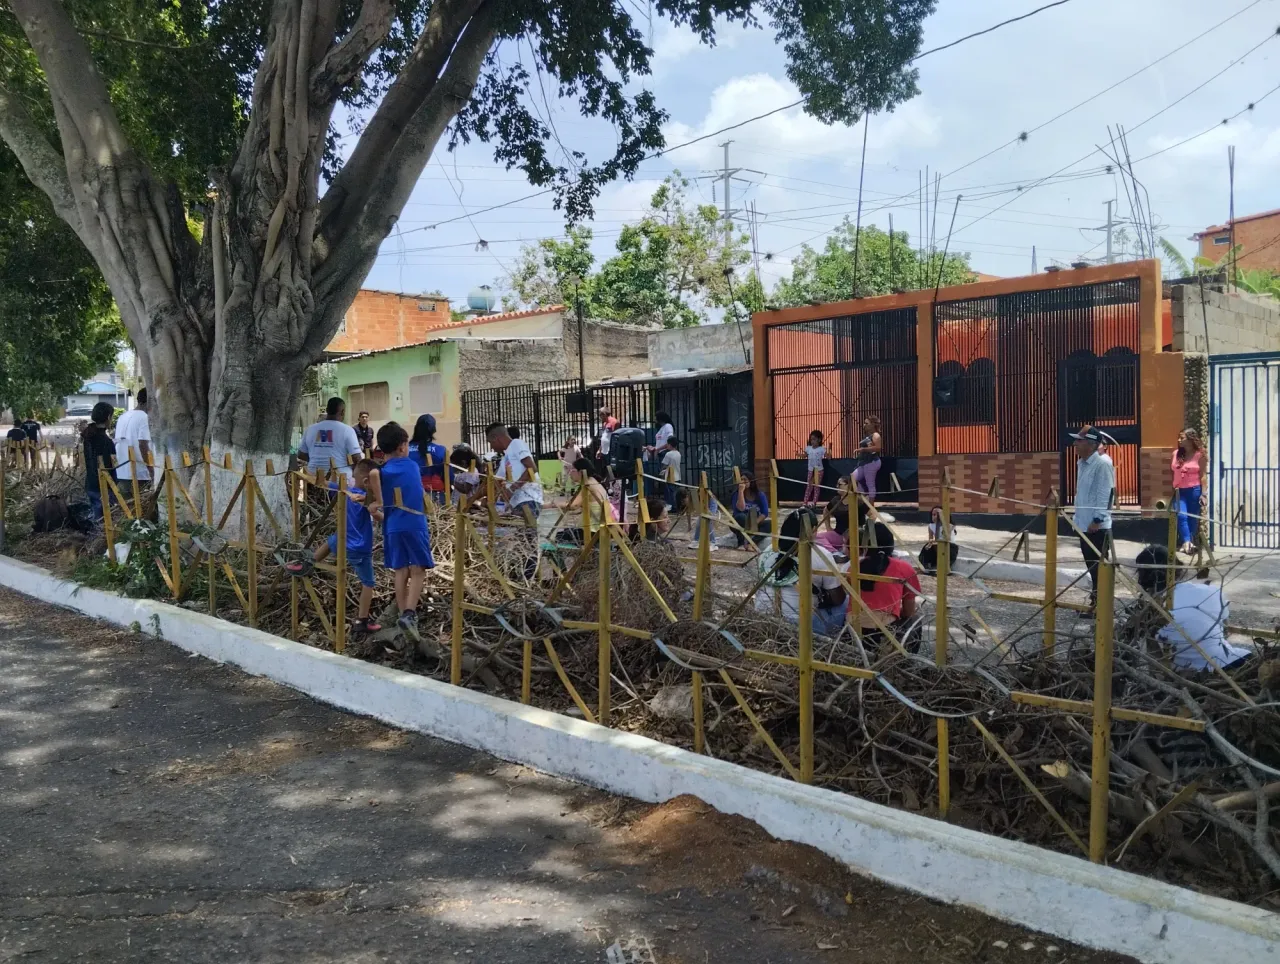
[
  {"xmin": 83, "ymin": 402, "xmax": 116, "ymax": 519},
  {"xmin": 19, "ymin": 414, "xmax": 40, "ymax": 444},
  {"xmin": 353, "ymin": 411, "xmax": 374, "ymax": 454}
]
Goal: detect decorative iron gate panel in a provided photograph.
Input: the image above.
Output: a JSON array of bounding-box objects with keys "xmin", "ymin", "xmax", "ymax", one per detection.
[
  {"xmin": 765, "ymin": 307, "xmax": 918, "ymax": 460},
  {"xmin": 1211, "ymin": 352, "xmax": 1280, "ymax": 549}
]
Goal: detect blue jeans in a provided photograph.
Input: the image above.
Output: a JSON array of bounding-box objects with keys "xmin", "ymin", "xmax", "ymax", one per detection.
[
  {"xmin": 1176, "ymin": 486, "xmax": 1201, "ymax": 545},
  {"xmin": 813, "ymin": 603, "xmax": 846, "ymax": 637},
  {"xmin": 732, "ymin": 509, "xmax": 768, "ymax": 546},
  {"xmin": 87, "ymin": 490, "xmax": 103, "ymax": 521}
]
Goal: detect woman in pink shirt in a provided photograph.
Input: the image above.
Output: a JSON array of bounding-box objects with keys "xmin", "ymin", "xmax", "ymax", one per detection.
[{"xmin": 1171, "ymin": 428, "xmax": 1208, "ymax": 554}]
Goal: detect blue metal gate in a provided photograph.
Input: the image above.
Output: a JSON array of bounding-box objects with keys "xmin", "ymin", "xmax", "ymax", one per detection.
[{"xmin": 1210, "ymin": 352, "xmax": 1280, "ymax": 548}]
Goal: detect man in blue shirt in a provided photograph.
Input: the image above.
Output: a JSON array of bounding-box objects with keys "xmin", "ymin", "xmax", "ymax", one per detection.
[{"xmin": 1071, "ymin": 425, "xmax": 1115, "ymax": 613}]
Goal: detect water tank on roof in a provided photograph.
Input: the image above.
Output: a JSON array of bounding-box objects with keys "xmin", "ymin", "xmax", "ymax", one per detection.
[{"xmin": 467, "ymin": 285, "xmax": 497, "ymax": 314}]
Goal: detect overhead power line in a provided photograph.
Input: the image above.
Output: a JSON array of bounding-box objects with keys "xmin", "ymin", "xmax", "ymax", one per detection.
[{"xmin": 397, "ymin": 0, "xmax": 1081, "ymax": 238}]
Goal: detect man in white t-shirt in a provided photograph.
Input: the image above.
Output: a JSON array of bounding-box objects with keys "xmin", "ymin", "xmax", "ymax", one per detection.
[
  {"xmin": 487, "ymin": 422, "xmax": 543, "ymax": 514},
  {"xmin": 115, "ymin": 388, "xmax": 153, "ymax": 481},
  {"xmin": 298, "ymin": 397, "xmax": 363, "ymax": 478}
]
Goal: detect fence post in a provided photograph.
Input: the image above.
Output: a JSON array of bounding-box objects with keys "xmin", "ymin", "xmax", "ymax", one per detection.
[
  {"xmin": 128, "ymin": 445, "xmax": 142, "ymax": 519},
  {"xmin": 635, "ymin": 457, "xmax": 646, "ymax": 539},
  {"xmin": 163, "ymin": 455, "xmax": 181, "ymax": 598},
  {"xmin": 485, "ymin": 462, "xmax": 497, "ymax": 549},
  {"xmin": 290, "ymin": 471, "xmax": 300, "ymax": 640},
  {"xmin": 769, "ymin": 459, "xmax": 780, "ymax": 551},
  {"xmin": 1090, "ymin": 558, "xmax": 1117, "ymax": 863},
  {"xmin": 936, "ymin": 468, "xmax": 952, "ymax": 818},
  {"xmin": 0, "ymin": 451, "xmax": 6, "ymax": 551},
  {"xmin": 100, "ymin": 468, "xmax": 116, "ymax": 565},
  {"xmin": 1165, "ymin": 488, "xmax": 1179, "ymax": 610},
  {"xmin": 335, "ymin": 473, "xmax": 348, "ymax": 655},
  {"xmin": 797, "ymin": 518, "xmax": 814, "ymax": 784},
  {"xmin": 597, "ymin": 518, "xmax": 612, "ymax": 726},
  {"xmin": 691, "ymin": 670, "xmax": 705, "ymax": 753},
  {"xmin": 245, "ymin": 461, "xmax": 258, "ymax": 628},
  {"xmin": 1044, "ymin": 493, "xmax": 1058, "ymax": 655},
  {"xmin": 451, "ymin": 498, "xmax": 466, "ymax": 685},
  {"xmin": 692, "ymin": 480, "xmax": 711, "ymax": 620},
  {"xmin": 203, "ymin": 447, "xmax": 216, "ymax": 616}
]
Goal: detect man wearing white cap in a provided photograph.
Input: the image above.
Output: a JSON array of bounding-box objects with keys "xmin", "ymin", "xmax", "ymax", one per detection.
[{"xmin": 1071, "ymin": 424, "xmax": 1115, "ymax": 613}]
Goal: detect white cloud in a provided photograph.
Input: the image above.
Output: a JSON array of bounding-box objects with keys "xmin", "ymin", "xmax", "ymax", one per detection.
[
  {"xmin": 659, "ymin": 73, "xmax": 940, "ymax": 171},
  {"xmin": 650, "ymin": 20, "xmax": 741, "ymax": 73}
]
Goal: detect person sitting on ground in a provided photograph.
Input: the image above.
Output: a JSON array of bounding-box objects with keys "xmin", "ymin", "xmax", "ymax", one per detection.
[
  {"xmin": 642, "ymin": 495, "xmax": 671, "ymax": 540},
  {"xmin": 372, "ymin": 421, "xmax": 435, "ymax": 642},
  {"xmin": 731, "ymin": 471, "xmax": 770, "ymax": 548},
  {"xmin": 448, "ymin": 445, "xmax": 481, "ymax": 504},
  {"xmin": 82, "ymin": 402, "xmax": 116, "ymax": 520},
  {"xmin": 565, "ymin": 456, "xmax": 616, "ymax": 524},
  {"xmin": 918, "ymin": 505, "xmax": 959, "ymax": 574},
  {"xmin": 855, "ymin": 522, "xmax": 921, "ymax": 628},
  {"xmin": 288, "ymin": 458, "xmax": 382, "ymax": 636},
  {"xmin": 1135, "ymin": 545, "xmax": 1249, "ymax": 672}
]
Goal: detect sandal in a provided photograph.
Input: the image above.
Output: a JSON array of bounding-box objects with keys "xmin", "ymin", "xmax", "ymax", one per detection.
[{"xmin": 353, "ymin": 617, "xmax": 382, "ymax": 635}]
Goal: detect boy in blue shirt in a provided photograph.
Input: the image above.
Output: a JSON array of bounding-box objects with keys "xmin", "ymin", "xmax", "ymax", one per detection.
[
  {"xmin": 372, "ymin": 421, "xmax": 435, "ymax": 640},
  {"xmin": 287, "ymin": 459, "xmax": 382, "ymax": 636}
]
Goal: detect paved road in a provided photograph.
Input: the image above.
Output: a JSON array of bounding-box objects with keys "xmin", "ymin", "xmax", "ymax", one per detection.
[{"xmin": 0, "ymin": 589, "xmax": 1131, "ymax": 964}]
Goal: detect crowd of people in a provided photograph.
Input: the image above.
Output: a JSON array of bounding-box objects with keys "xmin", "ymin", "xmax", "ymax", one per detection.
[{"xmin": 43, "ymin": 387, "xmax": 1240, "ymax": 668}]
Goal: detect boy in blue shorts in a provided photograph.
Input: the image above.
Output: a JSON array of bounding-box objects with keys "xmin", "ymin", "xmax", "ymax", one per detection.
[
  {"xmin": 371, "ymin": 421, "xmax": 435, "ymax": 641},
  {"xmin": 288, "ymin": 458, "xmax": 382, "ymax": 636}
]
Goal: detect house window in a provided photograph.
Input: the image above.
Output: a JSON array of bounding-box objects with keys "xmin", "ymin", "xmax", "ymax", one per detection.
[
  {"xmin": 347, "ymin": 382, "xmax": 390, "ymax": 420},
  {"xmin": 337, "ymin": 313, "xmax": 349, "ymax": 335},
  {"xmin": 417, "ymin": 301, "xmax": 437, "ymax": 312},
  {"xmin": 408, "ymin": 372, "xmax": 443, "ymax": 416},
  {"xmin": 1213, "ymin": 235, "xmax": 1231, "ymax": 245},
  {"xmin": 694, "ymin": 379, "xmax": 728, "ymax": 430}
]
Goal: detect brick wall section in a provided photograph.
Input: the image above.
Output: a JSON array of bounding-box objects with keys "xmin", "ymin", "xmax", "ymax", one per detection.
[
  {"xmin": 1170, "ymin": 285, "xmax": 1280, "ymax": 355},
  {"xmin": 327, "ymin": 290, "xmax": 450, "ymax": 353},
  {"xmin": 1196, "ymin": 211, "xmax": 1280, "ymax": 273},
  {"xmin": 918, "ymin": 453, "xmax": 1061, "ymax": 514}
]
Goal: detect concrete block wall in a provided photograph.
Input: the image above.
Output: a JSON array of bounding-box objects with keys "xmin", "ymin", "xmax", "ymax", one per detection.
[
  {"xmin": 563, "ymin": 319, "xmax": 652, "ymax": 383},
  {"xmin": 648, "ymin": 321, "xmax": 753, "ymax": 372},
  {"xmin": 1170, "ymin": 285, "xmax": 1280, "ymax": 355},
  {"xmin": 328, "ymin": 290, "xmax": 451, "ymax": 353},
  {"xmin": 919, "ymin": 453, "xmax": 1061, "ymax": 514}
]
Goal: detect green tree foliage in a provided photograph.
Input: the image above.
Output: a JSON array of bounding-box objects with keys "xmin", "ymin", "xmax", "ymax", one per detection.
[
  {"xmin": 503, "ymin": 175, "xmax": 752, "ymax": 328},
  {"xmin": 771, "ymin": 219, "xmax": 973, "ymax": 306},
  {"xmin": 0, "ymin": 154, "xmax": 122, "ymax": 418},
  {"xmin": 0, "ymin": 0, "xmax": 937, "ymax": 454}
]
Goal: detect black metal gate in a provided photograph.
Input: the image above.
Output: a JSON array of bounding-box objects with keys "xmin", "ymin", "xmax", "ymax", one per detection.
[
  {"xmin": 1058, "ymin": 352, "xmax": 1141, "ymax": 507},
  {"xmin": 1211, "ymin": 352, "xmax": 1280, "ymax": 548}
]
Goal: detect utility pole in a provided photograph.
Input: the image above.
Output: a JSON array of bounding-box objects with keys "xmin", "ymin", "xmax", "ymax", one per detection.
[
  {"xmin": 719, "ymin": 140, "xmax": 741, "ymax": 245},
  {"xmin": 1031, "ymin": 245, "xmax": 1038, "ymax": 273},
  {"xmin": 1104, "ymin": 200, "xmax": 1114, "ymax": 265}
]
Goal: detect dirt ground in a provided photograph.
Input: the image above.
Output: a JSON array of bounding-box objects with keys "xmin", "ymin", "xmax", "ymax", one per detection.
[{"xmin": 0, "ymin": 587, "xmax": 1136, "ymax": 963}]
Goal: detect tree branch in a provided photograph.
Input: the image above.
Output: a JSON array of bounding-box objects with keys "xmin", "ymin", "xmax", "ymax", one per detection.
[
  {"xmin": 8, "ymin": 0, "xmax": 135, "ymax": 171},
  {"xmin": 309, "ymin": 0, "xmax": 396, "ymax": 105},
  {"xmin": 0, "ymin": 82, "xmax": 80, "ymax": 235},
  {"xmin": 310, "ymin": 1, "xmax": 498, "ymax": 349},
  {"xmin": 316, "ymin": 0, "xmax": 485, "ymax": 238}
]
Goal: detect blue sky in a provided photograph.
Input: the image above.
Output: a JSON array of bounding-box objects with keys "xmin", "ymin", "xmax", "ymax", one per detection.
[{"xmin": 360, "ymin": 0, "xmax": 1280, "ymax": 307}]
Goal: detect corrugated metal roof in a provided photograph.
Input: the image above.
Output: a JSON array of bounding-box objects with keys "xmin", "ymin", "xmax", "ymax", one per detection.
[{"xmin": 78, "ymin": 381, "xmax": 126, "ymax": 394}]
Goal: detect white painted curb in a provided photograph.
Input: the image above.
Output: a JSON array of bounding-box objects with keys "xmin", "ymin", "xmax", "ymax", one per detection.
[{"xmin": 1, "ymin": 554, "xmax": 1275, "ymax": 964}]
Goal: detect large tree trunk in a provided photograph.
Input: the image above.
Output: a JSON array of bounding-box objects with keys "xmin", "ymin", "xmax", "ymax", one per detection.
[{"xmin": 0, "ymin": 0, "xmax": 499, "ymax": 491}]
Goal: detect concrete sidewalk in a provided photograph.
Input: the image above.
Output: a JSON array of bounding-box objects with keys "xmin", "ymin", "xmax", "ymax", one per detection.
[{"xmin": 0, "ymin": 589, "xmax": 1131, "ymax": 964}]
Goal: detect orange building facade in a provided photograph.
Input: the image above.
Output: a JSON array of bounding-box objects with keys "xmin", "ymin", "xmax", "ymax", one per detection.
[
  {"xmin": 1194, "ymin": 208, "xmax": 1280, "ymax": 274},
  {"xmin": 327, "ymin": 289, "xmax": 451, "ymax": 354},
  {"xmin": 753, "ymin": 261, "xmax": 1187, "ymax": 513}
]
